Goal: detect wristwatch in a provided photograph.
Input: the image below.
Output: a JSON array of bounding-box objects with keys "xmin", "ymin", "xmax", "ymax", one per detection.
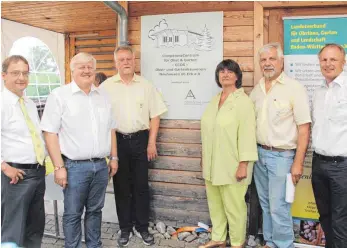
[
  {"xmin": 109, "ymin": 156, "xmax": 119, "ymax": 161},
  {"xmin": 54, "ymin": 165, "xmax": 65, "ymax": 171}
]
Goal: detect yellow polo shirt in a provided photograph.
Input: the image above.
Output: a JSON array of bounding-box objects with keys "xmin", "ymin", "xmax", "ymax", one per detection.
[
  {"xmin": 249, "ymin": 72, "xmax": 311, "ymax": 149},
  {"xmin": 101, "ymin": 74, "xmax": 168, "ymax": 134},
  {"xmin": 201, "ymin": 88, "xmax": 258, "ymax": 186}
]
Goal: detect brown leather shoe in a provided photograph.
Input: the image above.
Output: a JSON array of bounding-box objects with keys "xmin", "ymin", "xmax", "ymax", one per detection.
[{"xmin": 198, "ymin": 240, "xmax": 226, "ymax": 248}]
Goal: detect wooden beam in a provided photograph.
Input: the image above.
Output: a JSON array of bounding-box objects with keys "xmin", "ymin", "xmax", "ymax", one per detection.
[
  {"xmin": 129, "ymin": 1, "xmax": 254, "ymax": 17},
  {"xmin": 253, "ymin": 2, "xmax": 264, "ymax": 85},
  {"xmin": 64, "ymin": 34, "xmax": 71, "ymax": 84},
  {"xmin": 67, "ymin": 35, "xmax": 76, "ymax": 84},
  {"xmin": 259, "ymin": 1, "xmax": 347, "ymax": 8}
]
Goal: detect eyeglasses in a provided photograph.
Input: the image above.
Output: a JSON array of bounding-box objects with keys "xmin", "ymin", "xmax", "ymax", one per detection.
[{"xmin": 7, "ymin": 70, "xmax": 30, "ymax": 78}]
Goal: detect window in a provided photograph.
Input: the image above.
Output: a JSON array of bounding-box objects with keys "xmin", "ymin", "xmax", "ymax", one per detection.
[
  {"xmin": 175, "ymin": 36, "xmax": 179, "ymax": 42},
  {"xmin": 9, "ymin": 37, "xmax": 61, "ymax": 107},
  {"xmin": 169, "ymin": 37, "xmax": 173, "ymax": 42},
  {"xmin": 163, "ymin": 36, "xmax": 168, "ymax": 43}
]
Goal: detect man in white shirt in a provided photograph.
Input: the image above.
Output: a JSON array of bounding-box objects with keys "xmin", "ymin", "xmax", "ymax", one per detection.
[
  {"xmin": 312, "ymin": 43, "xmax": 347, "ymax": 248},
  {"xmin": 101, "ymin": 46, "xmax": 167, "ymax": 247},
  {"xmin": 1, "ymin": 55, "xmax": 46, "ymax": 247},
  {"xmin": 41, "ymin": 52, "xmax": 118, "ymax": 248}
]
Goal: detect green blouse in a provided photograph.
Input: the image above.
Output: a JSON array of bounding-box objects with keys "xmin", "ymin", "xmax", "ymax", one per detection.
[{"xmin": 201, "ymin": 88, "xmax": 258, "ymax": 186}]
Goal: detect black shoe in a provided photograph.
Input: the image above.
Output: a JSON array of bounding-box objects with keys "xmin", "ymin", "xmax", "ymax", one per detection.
[
  {"xmin": 118, "ymin": 231, "xmax": 132, "ymax": 247},
  {"xmin": 139, "ymin": 231, "xmax": 154, "ymax": 246}
]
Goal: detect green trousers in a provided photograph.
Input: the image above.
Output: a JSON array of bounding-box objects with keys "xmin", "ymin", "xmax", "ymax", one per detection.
[{"xmin": 205, "ymin": 180, "xmax": 248, "ymax": 246}]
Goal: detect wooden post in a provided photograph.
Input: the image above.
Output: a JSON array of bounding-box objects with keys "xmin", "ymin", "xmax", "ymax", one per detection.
[
  {"xmin": 253, "ymin": 2, "xmax": 264, "ymax": 85},
  {"xmin": 64, "ymin": 34, "xmax": 71, "ymax": 84}
]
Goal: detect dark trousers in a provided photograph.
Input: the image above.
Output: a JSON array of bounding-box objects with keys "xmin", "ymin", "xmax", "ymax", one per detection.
[
  {"xmin": 1, "ymin": 166, "xmax": 46, "ymax": 248},
  {"xmin": 113, "ymin": 130, "xmax": 150, "ymax": 233},
  {"xmin": 312, "ymin": 153, "xmax": 347, "ymax": 248}
]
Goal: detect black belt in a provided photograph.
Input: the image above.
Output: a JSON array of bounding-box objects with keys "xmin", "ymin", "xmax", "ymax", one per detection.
[
  {"xmin": 7, "ymin": 162, "xmax": 41, "ymax": 169},
  {"xmin": 257, "ymin": 143, "xmax": 293, "ymax": 152},
  {"xmin": 62, "ymin": 154, "xmax": 105, "ymax": 163},
  {"xmin": 314, "ymin": 152, "xmax": 346, "ymax": 163},
  {"xmin": 116, "ymin": 130, "xmax": 148, "ymax": 140}
]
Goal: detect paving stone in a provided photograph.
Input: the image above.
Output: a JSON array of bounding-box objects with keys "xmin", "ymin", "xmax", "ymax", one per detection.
[
  {"xmin": 166, "ymin": 226, "xmax": 176, "ymax": 235},
  {"xmin": 42, "ymin": 237, "xmax": 58, "ymax": 244},
  {"xmin": 102, "ymin": 222, "xmax": 112, "ymax": 228},
  {"xmin": 107, "ymin": 227, "xmax": 119, "ymax": 234},
  {"xmin": 156, "ymin": 221, "xmax": 166, "ymax": 234},
  {"xmin": 185, "ymin": 234, "xmax": 197, "ymax": 243},
  {"xmin": 54, "ymin": 239, "xmax": 65, "ymax": 246},
  {"xmin": 178, "ymin": 231, "xmax": 191, "ymax": 241},
  {"xmin": 100, "ymin": 238, "xmax": 118, "ymax": 246},
  {"xmin": 159, "ymin": 239, "xmax": 185, "ymax": 248},
  {"xmin": 101, "ymin": 232, "xmax": 113, "ymax": 239},
  {"xmin": 44, "ymin": 224, "xmax": 54, "ymax": 231}
]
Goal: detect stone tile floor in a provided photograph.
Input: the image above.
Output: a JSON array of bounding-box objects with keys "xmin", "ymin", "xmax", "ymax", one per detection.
[
  {"xmin": 43, "ymin": 214, "xmax": 204, "ymax": 248},
  {"xmin": 43, "ymin": 214, "xmax": 260, "ymax": 248}
]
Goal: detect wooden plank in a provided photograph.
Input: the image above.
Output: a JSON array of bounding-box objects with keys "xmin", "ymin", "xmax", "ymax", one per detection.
[
  {"xmin": 93, "ymin": 54, "xmax": 115, "ymax": 61},
  {"xmin": 149, "ymin": 182, "xmax": 206, "ymax": 199},
  {"xmin": 223, "ymin": 57, "xmax": 254, "ymax": 72},
  {"xmin": 263, "ymin": 10, "xmax": 269, "ymax": 44},
  {"xmin": 96, "ymin": 62, "xmax": 115, "ymax": 70},
  {"xmin": 64, "ymin": 34, "xmax": 71, "ymax": 83},
  {"xmin": 157, "ymin": 143, "xmax": 202, "ymax": 158},
  {"xmin": 224, "ymin": 26, "xmax": 254, "ymax": 42},
  {"xmin": 224, "ymin": 42, "xmax": 253, "ymax": 56},
  {"xmin": 260, "ymin": 1, "xmax": 347, "ymax": 8},
  {"xmin": 128, "ymin": 30, "xmax": 141, "ymax": 45},
  {"xmin": 151, "ymin": 195, "xmax": 209, "ymax": 212},
  {"xmin": 149, "ymin": 169, "xmax": 204, "ymax": 185},
  {"xmin": 160, "ymin": 120, "xmax": 201, "ymax": 129},
  {"xmin": 128, "ymin": 11, "xmax": 254, "ymax": 30},
  {"xmin": 158, "ymin": 128, "xmax": 201, "ymax": 144},
  {"xmin": 76, "ymin": 46, "xmax": 116, "ymax": 53},
  {"xmin": 253, "ymin": 2, "xmax": 264, "ymax": 84},
  {"xmin": 71, "ymin": 30, "xmax": 117, "ymax": 37},
  {"xmin": 243, "ymin": 72, "xmax": 254, "ymax": 87},
  {"xmin": 75, "ymin": 38, "xmax": 117, "ymax": 46},
  {"xmin": 268, "ymin": 9, "xmax": 285, "ymax": 46},
  {"xmin": 129, "ymin": 17, "xmax": 140, "ymax": 31},
  {"xmin": 223, "ymin": 11, "xmax": 254, "ymax": 26},
  {"xmin": 129, "ymin": 1, "xmax": 254, "ymax": 17},
  {"xmin": 68, "ymin": 36, "xmax": 75, "ymax": 84},
  {"xmin": 150, "ymin": 156, "xmax": 201, "ymax": 172},
  {"xmin": 150, "ymin": 207, "xmax": 211, "ymax": 225}
]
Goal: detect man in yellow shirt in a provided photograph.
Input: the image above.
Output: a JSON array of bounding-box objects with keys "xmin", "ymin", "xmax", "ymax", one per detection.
[
  {"xmin": 250, "ymin": 43, "xmax": 311, "ymax": 248},
  {"xmin": 101, "ymin": 46, "xmax": 167, "ymax": 247}
]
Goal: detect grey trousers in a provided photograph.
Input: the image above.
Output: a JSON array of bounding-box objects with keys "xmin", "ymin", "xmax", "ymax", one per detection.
[{"xmin": 1, "ymin": 166, "xmax": 46, "ymax": 248}]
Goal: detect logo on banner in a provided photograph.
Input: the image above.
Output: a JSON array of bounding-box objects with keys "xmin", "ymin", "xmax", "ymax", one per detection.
[{"xmin": 185, "ymin": 90, "xmax": 196, "ymax": 99}]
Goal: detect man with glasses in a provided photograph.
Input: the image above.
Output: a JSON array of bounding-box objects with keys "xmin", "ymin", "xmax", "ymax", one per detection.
[
  {"xmin": 101, "ymin": 46, "xmax": 167, "ymax": 247},
  {"xmin": 41, "ymin": 52, "xmax": 118, "ymax": 248},
  {"xmin": 1, "ymin": 55, "xmax": 46, "ymax": 247}
]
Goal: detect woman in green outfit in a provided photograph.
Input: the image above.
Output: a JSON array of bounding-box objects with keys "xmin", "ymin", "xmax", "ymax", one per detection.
[{"xmin": 200, "ymin": 59, "xmax": 258, "ymax": 248}]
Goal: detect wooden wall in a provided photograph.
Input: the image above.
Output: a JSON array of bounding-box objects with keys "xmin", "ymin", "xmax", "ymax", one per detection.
[{"xmin": 64, "ymin": 1, "xmax": 259, "ymax": 226}]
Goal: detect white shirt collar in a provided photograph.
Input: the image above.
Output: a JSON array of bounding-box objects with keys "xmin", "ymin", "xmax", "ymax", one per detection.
[
  {"xmin": 70, "ymin": 81, "xmax": 100, "ymax": 95},
  {"xmin": 3, "ymin": 87, "xmax": 29, "ymax": 105}
]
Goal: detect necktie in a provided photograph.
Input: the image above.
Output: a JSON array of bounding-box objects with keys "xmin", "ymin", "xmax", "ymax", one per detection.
[{"xmin": 19, "ymin": 97, "xmax": 45, "ymax": 165}]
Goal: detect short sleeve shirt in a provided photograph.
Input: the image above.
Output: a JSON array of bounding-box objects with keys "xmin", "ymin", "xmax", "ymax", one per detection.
[
  {"xmin": 250, "ymin": 72, "xmax": 311, "ymax": 149},
  {"xmin": 100, "ymin": 74, "xmax": 168, "ymax": 134}
]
